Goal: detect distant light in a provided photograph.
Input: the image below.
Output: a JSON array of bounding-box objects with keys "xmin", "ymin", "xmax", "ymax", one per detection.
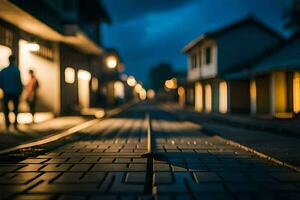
[
  {"xmin": 106, "ymin": 55, "xmax": 118, "ymax": 69},
  {"xmin": 178, "ymin": 87, "xmax": 185, "ymax": 96},
  {"xmin": 92, "ymin": 77, "xmax": 98, "ymax": 92},
  {"xmin": 65, "ymin": 67, "xmax": 75, "ymax": 84},
  {"xmin": 134, "ymin": 84, "xmax": 143, "ymax": 93},
  {"xmin": 139, "ymin": 89, "xmax": 147, "ymax": 100},
  {"xmin": 24, "ymin": 41, "xmax": 40, "ymax": 52},
  {"xmin": 78, "ymin": 70, "xmax": 91, "ymax": 80},
  {"xmin": 165, "ymin": 78, "xmax": 177, "ymax": 89},
  {"xmin": 114, "ymin": 81, "xmax": 125, "ymax": 98},
  {"xmin": 127, "ymin": 76, "xmax": 137, "ymax": 87},
  {"xmin": 147, "ymin": 89, "xmax": 155, "ymax": 99}
]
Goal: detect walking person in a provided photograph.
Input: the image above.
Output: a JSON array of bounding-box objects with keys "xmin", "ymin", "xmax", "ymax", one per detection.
[
  {"xmin": 0, "ymin": 55, "xmax": 23, "ymax": 129},
  {"xmin": 25, "ymin": 70, "xmax": 39, "ymax": 122}
]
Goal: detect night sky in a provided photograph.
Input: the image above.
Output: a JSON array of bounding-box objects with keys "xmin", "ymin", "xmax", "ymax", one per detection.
[{"xmin": 101, "ymin": 0, "xmax": 291, "ymax": 86}]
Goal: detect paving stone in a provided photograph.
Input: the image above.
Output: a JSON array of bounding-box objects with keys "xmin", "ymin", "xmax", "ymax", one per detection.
[
  {"xmin": 193, "ymin": 172, "xmax": 222, "ymax": 182},
  {"xmin": 218, "ymin": 172, "xmax": 249, "ymax": 182},
  {"xmin": 14, "ymin": 194, "xmax": 53, "ymax": 200},
  {"xmin": 125, "ymin": 172, "xmax": 146, "ymax": 184},
  {"xmin": 91, "ymin": 164, "xmax": 128, "ymax": 171},
  {"xmin": 70, "ymin": 164, "xmax": 92, "ymax": 171},
  {"xmin": 20, "ymin": 158, "xmax": 48, "ymax": 164},
  {"xmin": 270, "ymin": 172, "xmax": 300, "ymax": 182},
  {"xmin": 0, "ymin": 172, "xmax": 41, "ymax": 184},
  {"xmin": 154, "ymin": 172, "xmax": 173, "ymax": 184},
  {"xmin": 41, "ymin": 164, "xmax": 73, "ymax": 172}
]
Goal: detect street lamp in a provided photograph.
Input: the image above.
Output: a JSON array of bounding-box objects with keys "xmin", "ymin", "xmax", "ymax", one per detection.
[
  {"xmin": 127, "ymin": 76, "xmax": 137, "ymax": 87},
  {"xmin": 165, "ymin": 78, "xmax": 177, "ymax": 89},
  {"xmin": 105, "ymin": 55, "xmax": 118, "ymax": 69}
]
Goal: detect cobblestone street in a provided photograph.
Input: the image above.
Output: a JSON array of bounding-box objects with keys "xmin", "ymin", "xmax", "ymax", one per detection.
[{"xmin": 0, "ymin": 104, "xmax": 300, "ymax": 200}]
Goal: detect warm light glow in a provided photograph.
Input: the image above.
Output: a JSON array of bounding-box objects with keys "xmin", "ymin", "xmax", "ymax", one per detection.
[
  {"xmin": 250, "ymin": 79, "xmax": 257, "ymax": 114},
  {"xmin": 92, "ymin": 77, "xmax": 98, "ymax": 92},
  {"xmin": 195, "ymin": 82, "xmax": 203, "ymax": 112},
  {"xmin": 272, "ymin": 71, "xmax": 287, "ymax": 114},
  {"xmin": 0, "ymin": 44, "xmax": 12, "ymax": 69},
  {"xmin": 127, "ymin": 76, "xmax": 137, "ymax": 87},
  {"xmin": 106, "ymin": 55, "xmax": 118, "ymax": 69},
  {"xmin": 293, "ymin": 72, "xmax": 300, "ymax": 113},
  {"xmin": 219, "ymin": 81, "xmax": 228, "ymax": 113},
  {"xmin": 178, "ymin": 87, "xmax": 185, "ymax": 107},
  {"xmin": 78, "ymin": 70, "xmax": 91, "ymax": 109},
  {"xmin": 134, "ymin": 83, "xmax": 143, "ymax": 93},
  {"xmin": 139, "ymin": 89, "xmax": 147, "ymax": 100},
  {"xmin": 64, "ymin": 67, "xmax": 75, "ymax": 84},
  {"xmin": 165, "ymin": 78, "xmax": 177, "ymax": 89},
  {"xmin": 0, "ymin": 89, "xmax": 3, "ymax": 100},
  {"xmin": 147, "ymin": 89, "xmax": 156, "ymax": 99},
  {"xmin": 178, "ymin": 87, "xmax": 185, "ymax": 96},
  {"xmin": 78, "ymin": 70, "xmax": 91, "ymax": 81},
  {"xmin": 205, "ymin": 84, "xmax": 212, "ymax": 112},
  {"xmin": 24, "ymin": 41, "xmax": 40, "ymax": 52},
  {"xmin": 114, "ymin": 81, "xmax": 125, "ymax": 99}
]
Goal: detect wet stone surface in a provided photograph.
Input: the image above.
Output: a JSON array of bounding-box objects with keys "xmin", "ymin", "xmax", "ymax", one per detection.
[{"xmin": 0, "ymin": 104, "xmax": 300, "ymax": 199}]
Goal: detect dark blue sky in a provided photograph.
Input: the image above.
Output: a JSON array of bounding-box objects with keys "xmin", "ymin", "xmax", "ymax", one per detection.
[{"xmin": 101, "ymin": 0, "xmax": 291, "ymax": 85}]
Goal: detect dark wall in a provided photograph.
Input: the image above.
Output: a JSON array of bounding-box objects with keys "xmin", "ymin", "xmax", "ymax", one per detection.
[
  {"xmin": 59, "ymin": 44, "xmax": 90, "ymax": 114},
  {"xmin": 256, "ymin": 75, "xmax": 271, "ymax": 114},
  {"xmin": 229, "ymin": 80, "xmax": 250, "ymax": 113}
]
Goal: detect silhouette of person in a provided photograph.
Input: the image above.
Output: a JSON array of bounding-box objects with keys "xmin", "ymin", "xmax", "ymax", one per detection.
[
  {"xmin": 0, "ymin": 55, "xmax": 23, "ymax": 129},
  {"xmin": 25, "ymin": 70, "xmax": 39, "ymax": 122}
]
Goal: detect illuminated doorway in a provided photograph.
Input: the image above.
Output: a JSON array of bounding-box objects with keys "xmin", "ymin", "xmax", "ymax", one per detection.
[
  {"xmin": 78, "ymin": 70, "xmax": 91, "ymax": 109},
  {"xmin": 219, "ymin": 81, "xmax": 228, "ymax": 113},
  {"xmin": 195, "ymin": 82, "xmax": 203, "ymax": 112},
  {"xmin": 293, "ymin": 72, "xmax": 300, "ymax": 113},
  {"xmin": 204, "ymin": 84, "xmax": 212, "ymax": 112},
  {"xmin": 114, "ymin": 81, "xmax": 125, "ymax": 99},
  {"xmin": 19, "ymin": 39, "xmax": 60, "ymax": 113}
]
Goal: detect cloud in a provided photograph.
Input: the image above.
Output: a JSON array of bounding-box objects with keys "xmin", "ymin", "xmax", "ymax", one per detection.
[
  {"xmin": 102, "ymin": 0, "xmax": 196, "ymax": 23},
  {"xmin": 102, "ymin": 0, "xmax": 289, "ymax": 85}
]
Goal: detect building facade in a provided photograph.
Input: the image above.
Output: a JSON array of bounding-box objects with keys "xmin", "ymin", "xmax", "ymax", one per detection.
[
  {"xmin": 0, "ymin": 0, "xmax": 110, "ymax": 115},
  {"xmin": 183, "ymin": 17, "xmax": 283, "ymax": 114},
  {"xmin": 247, "ymin": 34, "xmax": 300, "ymax": 118}
]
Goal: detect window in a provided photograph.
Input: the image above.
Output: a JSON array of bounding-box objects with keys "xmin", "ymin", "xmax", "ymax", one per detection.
[
  {"xmin": 191, "ymin": 54, "xmax": 197, "ymax": 69},
  {"xmin": 198, "ymin": 50, "xmax": 202, "ymax": 67},
  {"xmin": 205, "ymin": 47, "xmax": 211, "ymax": 65}
]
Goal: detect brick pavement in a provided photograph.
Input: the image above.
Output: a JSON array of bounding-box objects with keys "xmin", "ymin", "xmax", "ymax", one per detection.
[{"xmin": 0, "ymin": 104, "xmax": 299, "ymax": 199}]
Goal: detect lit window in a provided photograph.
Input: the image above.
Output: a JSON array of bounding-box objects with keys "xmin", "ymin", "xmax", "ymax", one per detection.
[
  {"xmin": 293, "ymin": 72, "xmax": 300, "ymax": 113},
  {"xmin": 219, "ymin": 81, "xmax": 228, "ymax": 113},
  {"xmin": 78, "ymin": 70, "xmax": 91, "ymax": 81},
  {"xmin": 191, "ymin": 54, "xmax": 197, "ymax": 69},
  {"xmin": 195, "ymin": 82, "xmax": 203, "ymax": 112},
  {"xmin": 64, "ymin": 67, "xmax": 75, "ymax": 84},
  {"xmin": 205, "ymin": 47, "xmax": 211, "ymax": 65},
  {"xmin": 205, "ymin": 84, "xmax": 212, "ymax": 112}
]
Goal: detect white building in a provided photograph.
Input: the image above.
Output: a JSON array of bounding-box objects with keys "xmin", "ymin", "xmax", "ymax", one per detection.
[{"xmin": 183, "ymin": 17, "xmax": 283, "ymax": 114}]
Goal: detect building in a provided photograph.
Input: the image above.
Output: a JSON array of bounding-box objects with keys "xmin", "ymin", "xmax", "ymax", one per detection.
[
  {"xmin": 0, "ymin": 0, "xmax": 110, "ymax": 115},
  {"xmin": 98, "ymin": 49, "xmax": 127, "ymax": 108},
  {"xmin": 246, "ymin": 33, "xmax": 300, "ymax": 118},
  {"xmin": 182, "ymin": 16, "xmax": 283, "ymax": 114}
]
